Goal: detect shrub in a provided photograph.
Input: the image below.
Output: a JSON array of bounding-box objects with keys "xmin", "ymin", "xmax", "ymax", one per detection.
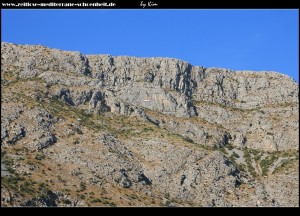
[
  {"xmin": 183, "ymin": 137, "xmax": 194, "ymax": 143},
  {"xmin": 35, "ymin": 154, "xmax": 45, "ymax": 160},
  {"xmin": 232, "ymin": 151, "xmax": 240, "ymax": 158},
  {"xmin": 91, "ymin": 198, "xmax": 102, "ymax": 203},
  {"xmin": 227, "ymin": 145, "xmax": 234, "ymax": 150}
]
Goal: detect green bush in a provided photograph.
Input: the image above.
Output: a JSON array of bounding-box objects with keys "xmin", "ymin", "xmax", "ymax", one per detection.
[
  {"xmin": 183, "ymin": 137, "xmax": 194, "ymax": 144},
  {"xmin": 79, "ymin": 182, "xmax": 86, "ymax": 191},
  {"xmin": 91, "ymin": 198, "xmax": 102, "ymax": 203},
  {"xmin": 62, "ymin": 199, "xmax": 72, "ymax": 205},
  {"xmin": 227, "ymin": 145, "xmax": 234, "ymax": 150},
  {"xmin": 232, "ymin": 151, "xmax": 240, "ymax": 158},
  {"xmin": 35, "ymin": 154, "xmax": 45, "ymax": 160}
]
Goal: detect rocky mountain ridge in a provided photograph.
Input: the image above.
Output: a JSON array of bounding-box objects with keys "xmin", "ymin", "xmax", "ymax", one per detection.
[{"xmin": 1, "ymin": 42, "xmax": 298, "ymax": 207}]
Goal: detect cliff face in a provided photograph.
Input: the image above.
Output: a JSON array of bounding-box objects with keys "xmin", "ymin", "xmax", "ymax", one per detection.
[{"xmin": 1, "ymin": 42, "xmax": 298, "ymax": 207}]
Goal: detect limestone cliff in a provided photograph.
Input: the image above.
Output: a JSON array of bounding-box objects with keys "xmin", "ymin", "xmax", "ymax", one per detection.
[{"xmin": 1, "ymin": 42, "xmax": 298, "ymax": 207}]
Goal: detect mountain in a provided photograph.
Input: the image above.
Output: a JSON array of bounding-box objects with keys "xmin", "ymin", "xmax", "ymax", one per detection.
[{"xmin": 1, "ymin": 42, "xmax": 298, "ymax": 207}]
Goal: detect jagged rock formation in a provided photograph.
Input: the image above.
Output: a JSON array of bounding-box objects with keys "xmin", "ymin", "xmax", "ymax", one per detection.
[{"xmin": 1, "ymin": 42, "xmax": 299, "ymax": 207}]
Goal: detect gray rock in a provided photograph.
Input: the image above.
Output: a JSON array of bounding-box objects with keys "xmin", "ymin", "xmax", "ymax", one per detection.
[
  {"xmin": 1, "ymin": 164, "xmax": 10, "ymax": 177},
  {"xmin": 1, "ymin": 42, "xmax": 298, "ymax": 207},
  {"xmin": 35, "ymin": 133, "xmax": 57, "ymax": 151}
]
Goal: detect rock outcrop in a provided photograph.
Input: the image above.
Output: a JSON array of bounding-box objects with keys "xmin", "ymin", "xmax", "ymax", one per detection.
[{"xmin": 1, "ymin": 42, "xmax": 298, "ymax": 207}]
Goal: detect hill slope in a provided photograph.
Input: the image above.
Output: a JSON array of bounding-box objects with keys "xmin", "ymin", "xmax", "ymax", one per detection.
[{"xmin": 1, "ymin": 42, "xmax": 298, "ymax": 207}]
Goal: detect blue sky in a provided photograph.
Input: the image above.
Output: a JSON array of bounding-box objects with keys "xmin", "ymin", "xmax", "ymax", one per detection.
[{"xmin": 2, "ymin": 9, "xmax": 299, "ymax": 82}]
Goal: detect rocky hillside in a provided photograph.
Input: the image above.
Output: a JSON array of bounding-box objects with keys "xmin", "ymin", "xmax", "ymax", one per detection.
[{"xmin": 1, "ymin": 42, "xmax": 298, "ymax": 207}]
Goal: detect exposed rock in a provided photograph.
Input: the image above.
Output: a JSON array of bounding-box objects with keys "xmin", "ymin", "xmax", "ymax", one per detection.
[
  {"xmin": 1, "ymin": 164, "xmax": 10, "ymax": 177},
  {"xmin": 1, "ymin": 42, "xmax": 298, "ymax": 207},
  {"xmin": 35, "ymin": 133, "xmax": 57, "ymax": 151},
  {"xmin": 22, "ymin": 191, "xmax": 58, "ymax": 207},
  {"xmin": 7, "ymin": 124, "xmax": 26, "ymax": 145}
]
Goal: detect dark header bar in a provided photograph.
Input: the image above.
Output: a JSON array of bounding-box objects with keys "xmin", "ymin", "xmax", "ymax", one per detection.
[{"xmin": 1, "ymin": 0, "xmax": 299, "ymax": 9}]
